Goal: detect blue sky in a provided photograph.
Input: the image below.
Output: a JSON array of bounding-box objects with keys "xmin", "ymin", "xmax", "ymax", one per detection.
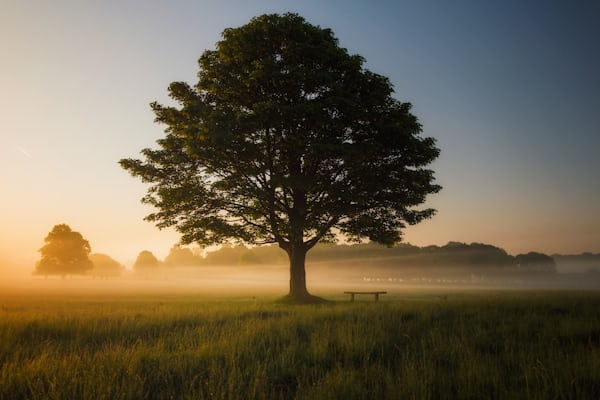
[{"xmin": 1, "ymin": 1, "xmax": 598, "ymax": 268}]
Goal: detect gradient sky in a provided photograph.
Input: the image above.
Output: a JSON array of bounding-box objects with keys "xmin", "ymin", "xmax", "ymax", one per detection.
[{"xmin": 1, "ymin": 1, "xmax": 599, "ymax": 270}]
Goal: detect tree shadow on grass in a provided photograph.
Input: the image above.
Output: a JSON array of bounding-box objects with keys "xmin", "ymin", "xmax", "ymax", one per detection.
[{"xmin": 275, "ymin": 294, "xmax": 331, "ymax": 305}]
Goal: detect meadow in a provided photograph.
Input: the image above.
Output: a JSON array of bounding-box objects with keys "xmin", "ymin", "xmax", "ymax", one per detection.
[{"xmin": 1, "ymin": 279, "xmax": 599, "ymax": 399}]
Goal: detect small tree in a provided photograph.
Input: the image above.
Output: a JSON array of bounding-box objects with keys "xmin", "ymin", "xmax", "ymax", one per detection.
[
  {"xmin": 133, "ymin": 250, "xmax": 160, "ymax": 270},
  {"xmin": 89, "ymin": 253, "xmax": 125, "ymax": 278},
  {"xmin": 36, "ymin": 224, "xmax": 93, "ymax": 277},
  {"xmin": 120, "ymin": 13, "xmax": 440, "ymax": 301}
]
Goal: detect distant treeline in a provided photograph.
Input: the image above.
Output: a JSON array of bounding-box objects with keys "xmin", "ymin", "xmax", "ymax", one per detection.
[{"xmin": 136, "ymin": 242, "xmax": 600, "ymax": 275}]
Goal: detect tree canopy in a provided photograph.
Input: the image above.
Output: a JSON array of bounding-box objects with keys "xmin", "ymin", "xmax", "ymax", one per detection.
[
  {"xmin": 89, "ymin": 253, "xmax": 125, "ymax": 278},
  {"xmin": 133, "ymin": 250, "xmax": 160, "ymax": 270},
  {"xmin": 164, "ymin": 245, "xmax": 203, "ymax": 267},
  {"xmin": 515, "ymin": 252, "xmax": 557, "ymax": 273},
  {"xmin": 120, "ymin": 13, "xmax": 440, "ymax": 301},
  {"xmin": 35, "ymin": 224, "xmax": 93, "ymax": 277}
]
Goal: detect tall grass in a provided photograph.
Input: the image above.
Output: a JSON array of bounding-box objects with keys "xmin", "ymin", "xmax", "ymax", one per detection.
[{"xmin": 1, "ymin": 289, "xmax": 599, "ymax": 399}]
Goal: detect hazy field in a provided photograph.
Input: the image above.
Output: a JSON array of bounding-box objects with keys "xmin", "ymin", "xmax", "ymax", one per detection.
[{"xmin": 1, "ymin": 275, "xmax": 599, "ymax": 399}]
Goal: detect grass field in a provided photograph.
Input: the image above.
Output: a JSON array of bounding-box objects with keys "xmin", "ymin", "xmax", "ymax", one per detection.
[{"xmin": 1, "ymin": 280, "xmax": 599, "ymax": 399}]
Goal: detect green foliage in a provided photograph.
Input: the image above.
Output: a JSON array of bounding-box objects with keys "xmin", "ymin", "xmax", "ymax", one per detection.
[
  {"xmin": 35, "ymin": 224, "xmax": 93, "ymax": 277},
  {"xmin": 120, "ymin": 13, "xmax": 440, "ymax": 293},
  {"xmin": 1, "ymin": 291, "xmax": 599, "ymax": 399}
]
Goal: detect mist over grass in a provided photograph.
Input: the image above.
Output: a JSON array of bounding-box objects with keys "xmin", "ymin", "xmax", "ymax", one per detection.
[
  {"xmin": 2, "ymin": 250, "xmax": 599, "ymax": 398},
  {"xmin": 142, "ymin": 242, "xmax": 600, "ymax": 291},
  {"xmin": 2, "ymin": 241, "xmax": 598, "ymax": 296},
  {"xmin": 3, "ymin": 260, "xmax": 599, "ymax": 296}
]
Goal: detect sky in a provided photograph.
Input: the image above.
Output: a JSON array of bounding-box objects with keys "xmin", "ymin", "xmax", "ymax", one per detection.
[{"xmin": 1, "ymin": 0, "xmax": 599, "ymax": 270}]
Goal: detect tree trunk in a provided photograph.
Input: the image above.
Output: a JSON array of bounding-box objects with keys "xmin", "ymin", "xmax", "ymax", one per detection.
[{"xmin": 288, "ymin": 244, "xmax": 310, "ymax": 299}]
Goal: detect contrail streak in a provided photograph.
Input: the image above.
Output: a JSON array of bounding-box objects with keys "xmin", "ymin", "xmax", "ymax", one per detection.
[{"xmin": 15, "ymin": 145, "xmax": 33, "ymax": 159}]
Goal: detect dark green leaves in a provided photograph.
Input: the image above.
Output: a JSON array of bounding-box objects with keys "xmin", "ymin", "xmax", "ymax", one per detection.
[{"xmin": 120, "ymin": 13, "xmax": 440, "ymax": 250}]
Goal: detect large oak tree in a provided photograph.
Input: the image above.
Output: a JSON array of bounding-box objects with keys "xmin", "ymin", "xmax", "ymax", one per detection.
[{"xmin": 120, "ymin": 13, "xmax": 440, "ymax": 301}]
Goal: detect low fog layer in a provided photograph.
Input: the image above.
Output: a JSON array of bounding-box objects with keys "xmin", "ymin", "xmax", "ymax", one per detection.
[
  {"xmin": 1, "ymin": 264, "xmax": 599, "ymax": 300},
  {"xmin": 3, "ymin": 243, "xmax": 598, "ymax": 295}
]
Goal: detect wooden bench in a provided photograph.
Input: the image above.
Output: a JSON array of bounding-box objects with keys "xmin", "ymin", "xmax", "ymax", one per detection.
[{"xmin": 344, "ymin": 291, "xmax": 387, "ymax": 302}]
